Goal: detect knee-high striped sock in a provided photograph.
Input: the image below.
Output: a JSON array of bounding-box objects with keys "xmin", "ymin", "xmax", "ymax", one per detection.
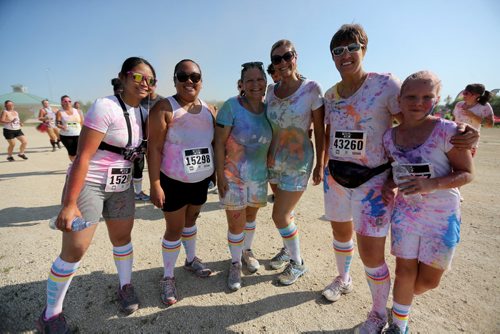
[
  {"xmin": 228, "ymin": 231, "xmax": 244, "ymax": 264},
  {"xmin": 281, "ymin": 211, "xmax": 295, "ymax": 249},
  {"xmin": 278, "ymin": 222, "xmax": 301, "ymax": 263},
  {"xmin": 162, "ymin": 238, "xmax": 181, "ymax": 278},
  {"xmin": 333, "ymin": 239, "xmax": 354, "ymax": 281},
  {"xmin": 364, "ymin": 263, "xmax": 391, "ymax": 319},
  {"xmin": 392, "ymin": 301, "xmax": 411, "ymax": 333},
  {"xmin": 243, "ymin": 221, "xmax": 256, "ymax": 250},
  {"xmin": 113, "ymin": 242, "xmax": 133, "ymax": 288},
  {"xmin": 45, "ymin": 257, "xmax": 80, "ymax": 319},
  {"xmin": 181, "ymin": 225, "xmax": 197, "ymax": 263}
]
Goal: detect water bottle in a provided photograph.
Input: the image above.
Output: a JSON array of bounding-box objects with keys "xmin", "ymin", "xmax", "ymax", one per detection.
[
  {"xmin": 391, "ymin": 162, "xmax": 423, "ymax": 206},
  {"xmin": 49, "ymin": 216, "xmax": 94, "ymax": 232}
]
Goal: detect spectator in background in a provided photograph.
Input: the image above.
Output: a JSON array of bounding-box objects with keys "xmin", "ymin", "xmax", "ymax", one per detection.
[
  {"xmin": 38, "ymin": 99, "xmax": 61, "ymax": 151},
  {"xmin": 1, "ymin": 100, "xmax": 28, "ymax": 161},
  {"xmin": 112, "ymin": 78, "xmax": 124, "ymax": 95},
  {"xmin": 452, "ymin": 83, "xmax": 494, "ymax": 156},
  {"xmin": 267, "ymin": 63, "xmax": 281, "ymax": 83},
  {"xmin": 133, "ymin": 77, "xmax": 164, "ymax": 201},
  {"xmin": 56, "ymin": 95, "xmax": 83, "ymax": 162}
]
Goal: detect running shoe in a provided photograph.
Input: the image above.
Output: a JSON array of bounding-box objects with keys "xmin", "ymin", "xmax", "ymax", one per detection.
[
  {"xmin": 17, "ymin": 154, "xmax": 28, "ymax": 160},
  {"xmin": 227, "ymin": 262, "xmax": 242, "ymax": 291},
  {"xmin": 354, "ymin": 311, "xmax": 387, "ymax": 334},
  {"xmin": 52, "ymin": 147, "xmax": 57, "ymax": 152},
  {"xmin": 269, "ymin": 247, "xmax": 290, "ymax": 270},
  {"xmin": 117, "ymin": 284, "xmax": 139, "ymax": 315},
  {"xmin": 241, "ymin": 249, "xmax": 260, "ymax": 273},
  {"xmin": 6, "ymin": 156, "xmax": 14, "ymax": 162},
  {"xmin": 322, "ymin": 275, "xmax": 353, "ymax": 302},
  {"xmin": 382, "ymin": 323, "xmax": 408, "ymax": 334},
  {"xmin": 278, "ymin": 259, "xmax": 307, "ymax": 285},
  {"xmin": 57, "ymin": 142, "xmax": 62, "ymax": 149},
  {"xmin": 207, "ymin": 181, "xmax": 218, "ymax": 194},
  {"xmin": 160, "ymin": 277, "xmax": 178, "ymax": 306},
  {"xmin": 184, "ymin": 257, "xmax": 212, "ymax": 278},
  {"xmin": 134, "ymin": 191, "xmax": 150, "ymax": 201},
  {"xmin": 36, "ymin": 309, "xmax": 70, "ymax": 334}
]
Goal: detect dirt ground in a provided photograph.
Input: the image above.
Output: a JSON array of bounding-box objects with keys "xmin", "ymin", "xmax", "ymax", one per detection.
[{"xmin": 0, "ymin": 125, "xmax": 498, "ymax": 333}]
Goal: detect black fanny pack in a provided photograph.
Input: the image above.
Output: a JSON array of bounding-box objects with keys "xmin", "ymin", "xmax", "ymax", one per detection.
[{"xmin": 328, "ymin": 159, "xmax": 391, "ymax": 188}]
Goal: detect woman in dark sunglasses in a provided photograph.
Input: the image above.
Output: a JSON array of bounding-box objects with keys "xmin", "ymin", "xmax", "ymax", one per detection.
[
  {"xmin": 265, "ymin": 39, "xmax": 325, "ymax": 286},
  {"xmin": 37, "ymin": 57, "xmax": 154, "ymax": 333},
  {"xmin": 148, "ymin": 59, "xmax": 216, "ymax": 306},
  {"xmin": 214, "ymin": 62, "xmax": 272, "ymax": 291}
]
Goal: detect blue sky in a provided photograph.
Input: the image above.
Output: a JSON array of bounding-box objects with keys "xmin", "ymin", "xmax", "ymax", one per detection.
[{"xmin": 1, "ymin": 0, "xmax": 498, "ymax": 104}]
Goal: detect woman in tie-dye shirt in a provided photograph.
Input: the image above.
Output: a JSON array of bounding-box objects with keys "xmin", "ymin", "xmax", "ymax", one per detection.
[
  {"xmin": 381, "ymin": 71, "xmax": 474, "ymax": 334},
  {"xmin": 265, "ymin": 39, "xmax": 325, "ymax": 286},
  {"xmin": 37, "ymin": 57, "xmax": 154, "ymax": 333},
  {"xmin": 148, "ymin": 59, "xmax": 215, "ymax": 307},
  {"xmin": 215, "ymin": 62, "xmax": 272, "ymax": 291}
]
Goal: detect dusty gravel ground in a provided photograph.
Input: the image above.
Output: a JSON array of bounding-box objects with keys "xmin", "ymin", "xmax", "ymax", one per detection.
[{"xmin": 0, "ymin": 126, "xmax": 499, "ymax": 333}]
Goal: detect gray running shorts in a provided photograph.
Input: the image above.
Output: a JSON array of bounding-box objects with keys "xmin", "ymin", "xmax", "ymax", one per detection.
[{"xmin": 77, "ymin": 182, "xmax": 135, "ymax": 222}]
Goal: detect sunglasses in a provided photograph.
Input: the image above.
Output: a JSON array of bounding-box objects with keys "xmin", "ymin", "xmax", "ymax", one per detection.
[
  {"xmin": 271, "ymin": 51, "xmax": 295, "ymax": 65},
  {"xmin": 331, "ymin": 43, "xmax": 363, "ymax": 57},
  {"xmin": 127, "ymin": 71, "xmax": 157, "ymax": 86},
  {"xmin": 241, "ymin": 61, "xmax": 263, "ymax": 69},
  {"xmin": 175, "ymin": 71, "xmax": 202, "ymax": 83}
]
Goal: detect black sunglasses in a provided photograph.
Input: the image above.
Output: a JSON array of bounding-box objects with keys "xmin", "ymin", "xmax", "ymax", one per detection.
[
  {"xmin": 241, "ymin": 61, "xmax": 264, "ymax": 69},
  {"xmin": 271, "ymin": 51, "xmax": 295, "ymax": 65},
  {"xmin": 175, "ymin": 71, "xmax": 202, "ymax": 83}
]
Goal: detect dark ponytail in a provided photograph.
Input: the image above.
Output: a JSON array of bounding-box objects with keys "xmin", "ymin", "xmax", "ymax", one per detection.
[
  {"xmin": 478, "ymin": 90, "xmax": 492, "ymax": 105},
  {"xmin": 465, "ymin": 83, "xmax": 492, "ymax": 105}
]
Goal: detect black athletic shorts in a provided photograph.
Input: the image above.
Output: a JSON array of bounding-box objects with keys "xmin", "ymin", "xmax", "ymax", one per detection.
[
  {"xmin": 3, "ymin": 128, "xmax": 24, "ymax": 140},
  {"xmin": 160, "ymin": 172, "xmax": 210, "ymax": 212},
  {"xmin": 60, "ymin": 135, "xmax": 79, "ymax": 156}
]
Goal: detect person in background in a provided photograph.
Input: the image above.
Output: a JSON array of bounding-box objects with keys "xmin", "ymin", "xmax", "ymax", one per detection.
[
  {"xmin": 1, "ymin": 100, "xmax": 28, "ymax": 161},
  {"xmin": 266, "ymin": 39, "xmax": 325, "ymax": 285},
  {"xmin": 148, "ymin": 59, "xmax": 215, "ymax": 306},
  {"xmin": 215, "ymin": 61, "xmax": 272, "ymax": 291},
  {"xmin": 112, "ymin": 78, "xmax": 124, "ymax": 95},
  {"xmin": 133, "ymin": 77, "xmax": 164, "ymax": 201},
  {"xmin": 57, "ymin": 95, "xmax": 83, "ymax": 162},
  {"xmin": 381, "ymin": 71, "xmax": 474, "ymax": 334},
  {"xmin": 267, "ymin": 63, "xmax": 281, "ymax": 84},
  {"xmin": 452, "ymin": 83, "xmax": 494, "ymax": 156},
  {"xmin": 36, "ymin": 56, "xmax": 154, "ymax": 333},
  {"xmin": 38, "ymin": 99, "xmax": 61, "ymax": 151}
]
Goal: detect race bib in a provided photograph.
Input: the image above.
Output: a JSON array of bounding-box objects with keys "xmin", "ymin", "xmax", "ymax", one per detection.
[
  {"xmin": 67, "ymin": 122, "xmax": 79, "ymax": 129},
  {"xmin": 400, "ymin": 163, "xmax": 433, "ymax": 178},
  {"xmin": 331, "ymin": 130, "xmax": 366, "ymax": 158},
  {"xmin": 105, "ymin": 165, "xmax": 132, "ymax": 192},
  {"xmin": 183, "ymin": 147, "xmax": 213, "ymax": 174}
]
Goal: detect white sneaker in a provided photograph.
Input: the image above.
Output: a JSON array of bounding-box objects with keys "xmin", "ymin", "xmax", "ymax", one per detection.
[
  {"xmin": 322, "ymin": 275, "xmax": 353, "ymax": 302},
  {"xmin": 241, "ymin": 249, "xmax": 260, "ymax": 273},
  {"xmin": 228, "ymin": 262, "xmax": 242, "ymax": 291}
]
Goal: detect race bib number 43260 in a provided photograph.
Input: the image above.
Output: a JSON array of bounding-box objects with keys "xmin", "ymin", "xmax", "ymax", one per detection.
[
  {"xmin": 183, "ymin": 147, "xmax": 213, "ymax": 174},
  {"xmin": 331, "ymin": 130, "xmax": 366, "ymax": 158}
]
